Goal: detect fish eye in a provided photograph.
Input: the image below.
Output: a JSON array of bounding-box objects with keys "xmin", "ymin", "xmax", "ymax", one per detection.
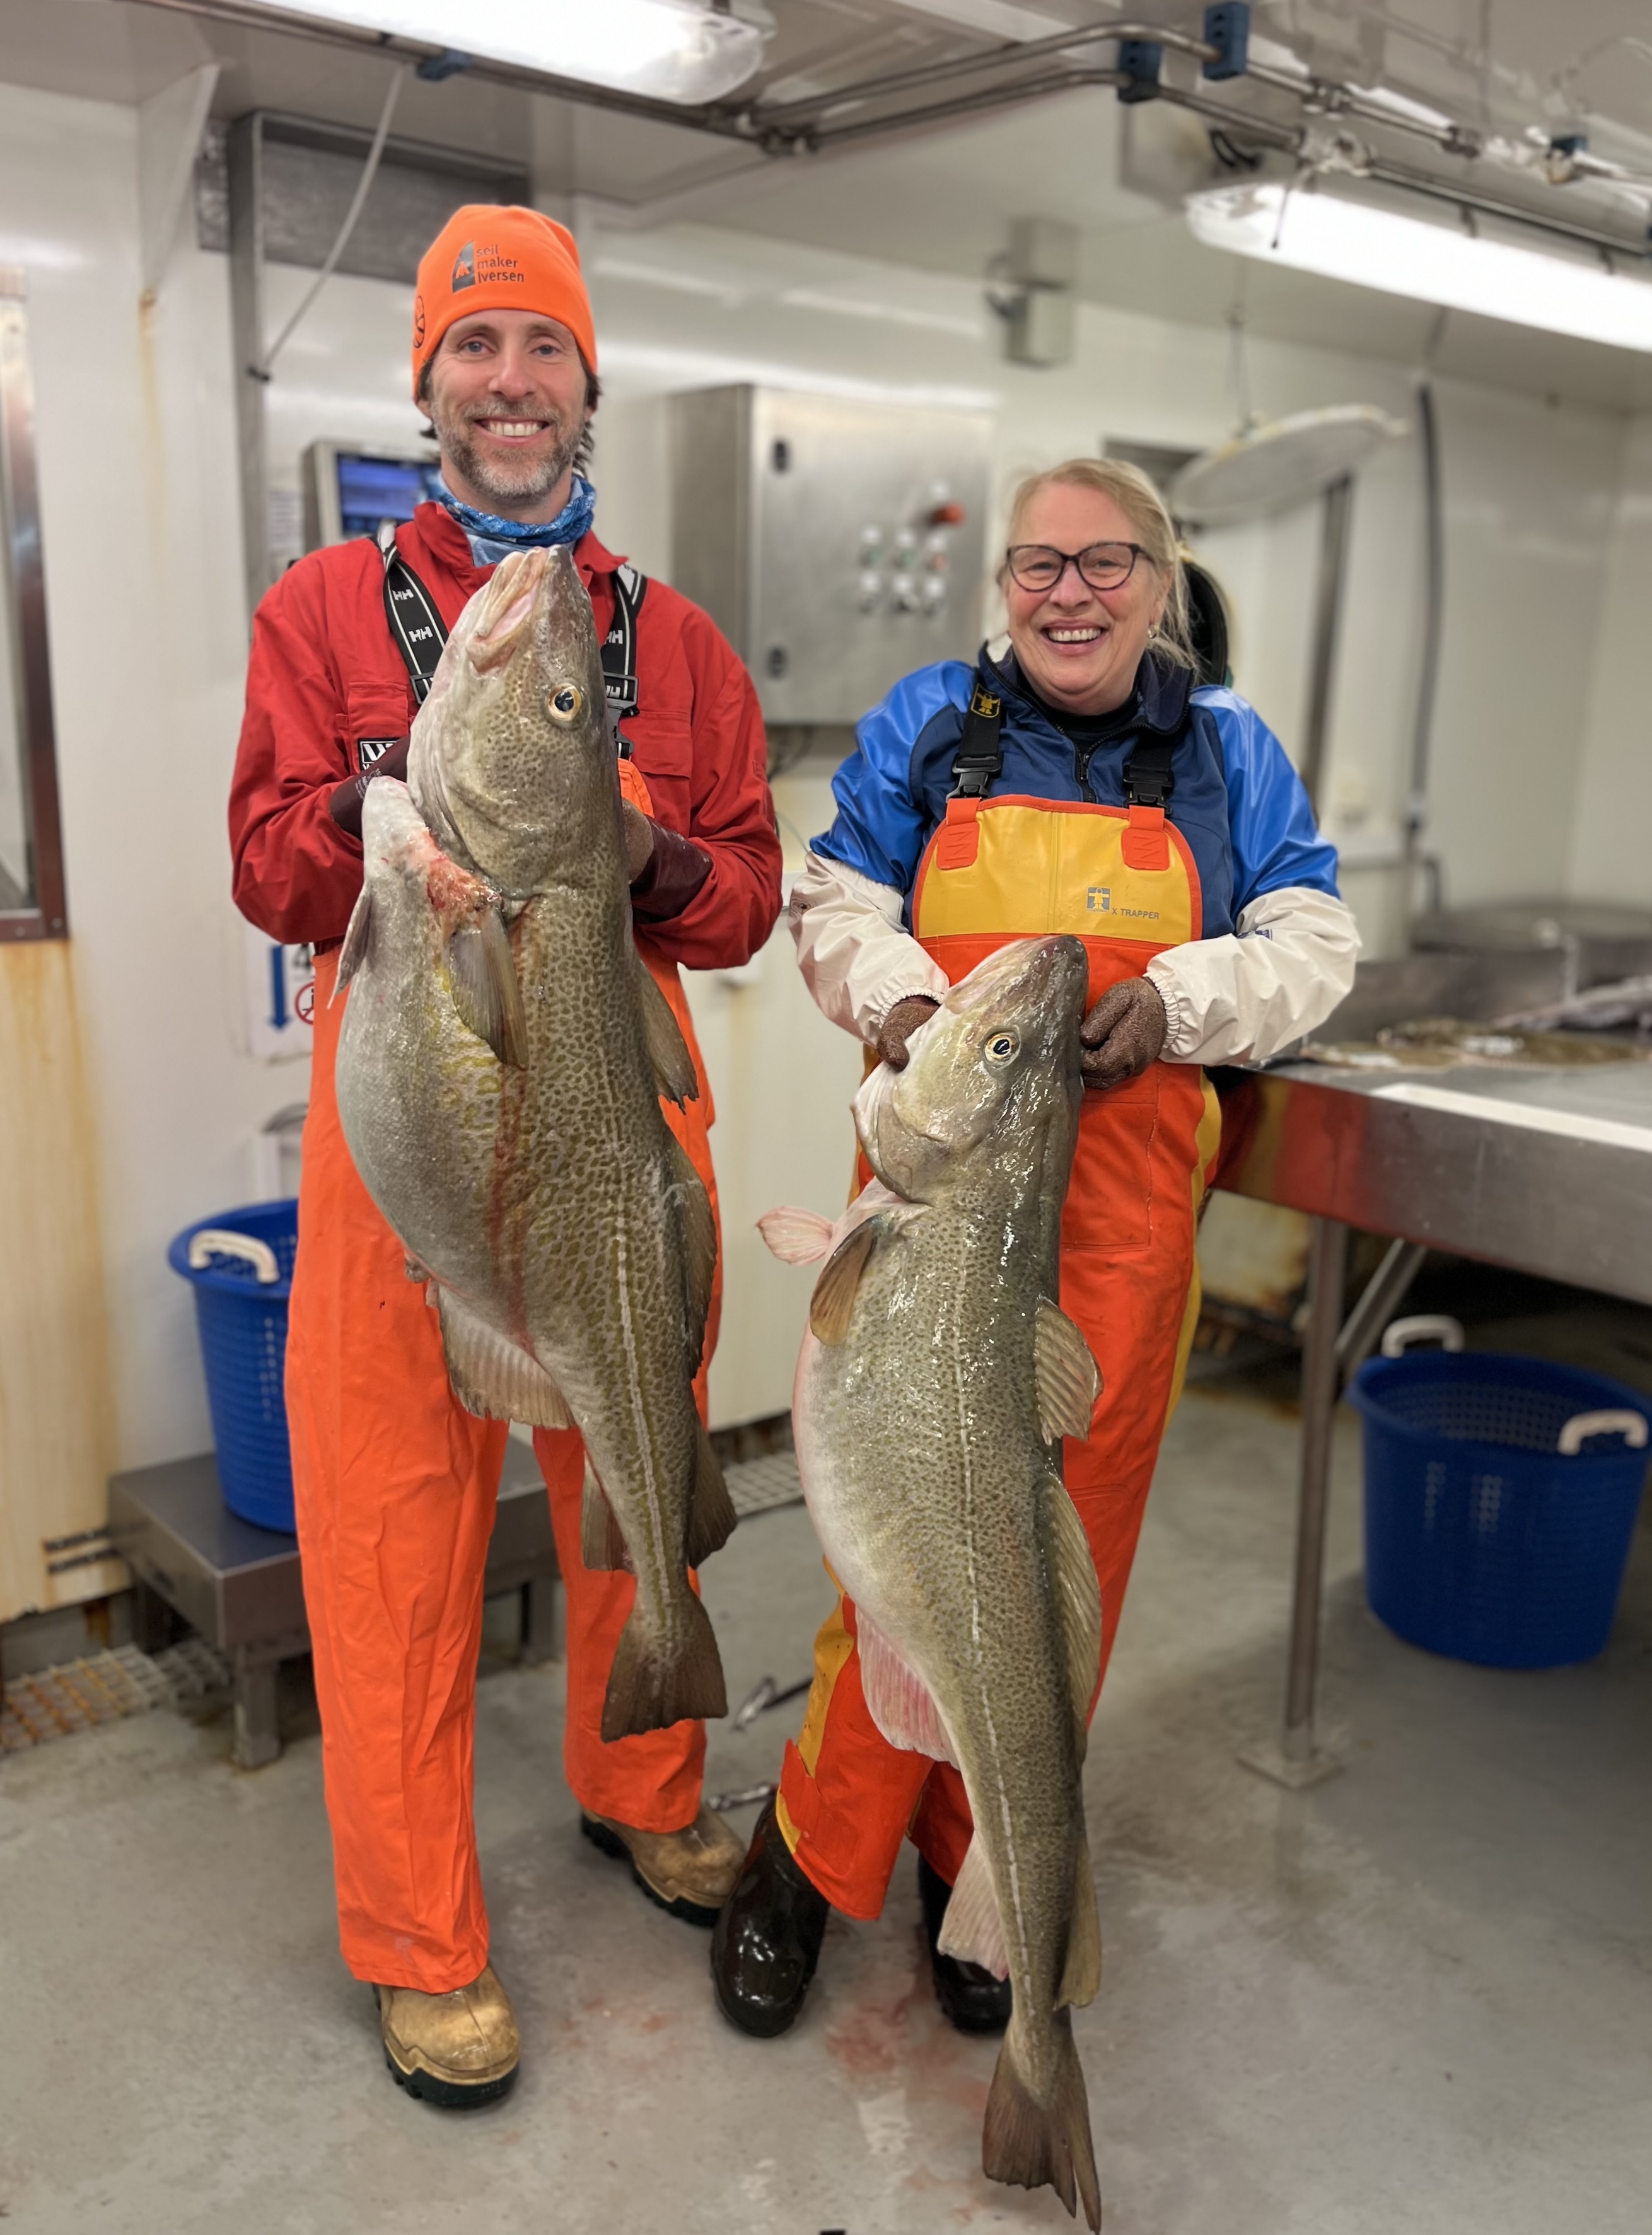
[
  {"xmin": 547, "ymin": 683, "xmax": 583, "ymax": 723},
  {"xmin": 985, "ymin": 1030, "xmax": 1019, "ymax": 1063}
]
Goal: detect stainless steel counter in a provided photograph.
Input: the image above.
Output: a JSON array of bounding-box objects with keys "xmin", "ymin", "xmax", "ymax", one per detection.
[
  {"xmin": 1219, "ymin": 1054, "xmax": 1652, "ymax": 1306},
  {"xmin": 1212, "ymin": 970, "xmax": 1652, "ymax": 1787}
]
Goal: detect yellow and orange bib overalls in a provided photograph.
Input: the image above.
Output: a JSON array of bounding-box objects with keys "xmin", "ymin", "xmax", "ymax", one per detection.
[{"xmin": 776, "ymin": 741, "xmax": 1223, "ymax": 1917}]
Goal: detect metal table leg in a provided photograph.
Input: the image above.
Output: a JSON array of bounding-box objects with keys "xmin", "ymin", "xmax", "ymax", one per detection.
[
  {"xmin": 231, "ymin": 1654, "xmax": 281, "ymax": 1771},
  {"xmin": 520, "ymin": 1576, "xmax": 562, "ymax": 1668},
  {"xmin": 1241, "ymin": 1216, "xmax": 1349, "ymax": 1789}
]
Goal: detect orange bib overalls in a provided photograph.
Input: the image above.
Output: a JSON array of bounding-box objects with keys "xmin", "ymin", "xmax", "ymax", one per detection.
[{"xmin": 776, "ymin": 747, "xmax": 1222, "ymax": 1917}]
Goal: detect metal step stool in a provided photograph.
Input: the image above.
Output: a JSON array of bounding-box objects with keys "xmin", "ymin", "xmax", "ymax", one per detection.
[{"xmin": 107, "ymin": 1439, "xmax": 560, "ymax": 1768}]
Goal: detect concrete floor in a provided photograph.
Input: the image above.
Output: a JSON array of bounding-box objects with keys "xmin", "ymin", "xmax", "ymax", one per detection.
[{"xmin": 2, "ymin": 1371, "xmax": 1649, "ymax": 2235}]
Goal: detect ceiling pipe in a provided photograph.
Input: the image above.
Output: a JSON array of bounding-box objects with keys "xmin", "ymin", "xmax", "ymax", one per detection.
[{"xmin": 129, "ymin": 0, "xmax": 1652, "ymax": 264}]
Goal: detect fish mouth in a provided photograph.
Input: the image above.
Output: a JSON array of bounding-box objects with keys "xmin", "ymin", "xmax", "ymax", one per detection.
[{"xmin": 467, "ymin": 546, "xmax": 549, "ymax": 673}]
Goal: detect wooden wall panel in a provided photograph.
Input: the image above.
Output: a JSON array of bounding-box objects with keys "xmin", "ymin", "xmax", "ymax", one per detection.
[{"xmin": 0, "ymin": 940, "xmax": 119, "ymax": 1622}]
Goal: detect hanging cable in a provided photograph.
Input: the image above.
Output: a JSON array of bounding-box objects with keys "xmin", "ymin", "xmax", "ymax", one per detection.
[
  {"xmin": 1404, "ymin": 316, "xmax": 1448, "ymax": 922},
  {"xmin": 259, "ymin": 62, "xmax": 409, "ymax": 378}
]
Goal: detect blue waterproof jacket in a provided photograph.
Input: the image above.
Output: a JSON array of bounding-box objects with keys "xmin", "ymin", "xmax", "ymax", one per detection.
[{"xmin": 813, "ymin": 646, "xmax": 1341, "ymax": 939}]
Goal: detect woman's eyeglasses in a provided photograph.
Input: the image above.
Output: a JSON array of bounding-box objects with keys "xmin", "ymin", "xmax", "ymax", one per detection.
[{"xmin": 1005, "ymin": 542, "xmax": 1146, "ymax": 593}]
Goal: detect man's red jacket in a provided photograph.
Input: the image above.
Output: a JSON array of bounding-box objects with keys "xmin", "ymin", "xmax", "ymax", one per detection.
[{"xmin": 230, "ymin": 504, "xmax": 780, "ymax": 970}]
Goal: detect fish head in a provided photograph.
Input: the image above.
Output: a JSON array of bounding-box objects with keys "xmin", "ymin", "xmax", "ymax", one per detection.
[
  {"xmin": 408, "ymin": 542, "xmax": 612, "ymax": 895},
  {"xmin": 854, "ymin": 934, "xmax": 1088, "ymax": 1200}
]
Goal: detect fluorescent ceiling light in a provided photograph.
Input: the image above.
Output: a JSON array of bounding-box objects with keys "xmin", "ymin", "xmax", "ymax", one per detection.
[
  {"xmin": 890, "ymin": 0, "xmax": 1076, "ymax": 37},
  {"xmin": 1188, "ymin": 182, "xmax": 1652, "ymax": 354},
  {"xmin": 271, "ymin": 0, "xmax": 768, "ymax": 104}
]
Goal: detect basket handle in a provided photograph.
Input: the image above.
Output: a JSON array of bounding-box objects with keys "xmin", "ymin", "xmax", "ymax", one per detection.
[
  {"xmin": 188, "ymin": 1228, "xmax": 280, "ymax": 1284},
  {"xmin": 1557, "ymin": 1409, "xmax": 1649, "ymax": 1456},
  {"xmin": 1380, "ymin": 1315, "xmax": 1465, "ymax": 1358}
]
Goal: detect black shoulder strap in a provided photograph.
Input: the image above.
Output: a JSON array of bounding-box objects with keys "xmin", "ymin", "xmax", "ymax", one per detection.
[
  {"xmin": 602, "ymin": 564, "xmax": 647, "ymax": 753},
  {"xmin": 1122, "ymin": 733, "xmax": 1177, "ymax": 808},
  {"xmin": 948, "ymin": 672, "xmax": 1006, "ymax": 800},
  {"xmin": 376, "ymin": 521, "xmax": 447, "ymax": 704},
  {"xmin": 1120, "ymin": 656, "xmax": 1195, "ymax": 807},
  {"xmin": 376, "ymin": 526, "xmax": 649, "ymax": 742}
]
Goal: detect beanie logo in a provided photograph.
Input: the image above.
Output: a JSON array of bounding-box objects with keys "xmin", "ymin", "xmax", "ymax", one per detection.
[
  {"xmin": 412, "ymin": 293, "xmax": 426, "ymax": 347},
  {"xmin": 451, "ymin": 241, "xmax": 476, "ymax": 291}
]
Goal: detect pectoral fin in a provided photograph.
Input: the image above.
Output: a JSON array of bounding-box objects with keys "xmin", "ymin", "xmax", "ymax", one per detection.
[
  {"xmin": 757, "ymin": 1205, "xmax": 837, "ymax": 1265},
  {"xmin": 1035, "ymin": 1300, "xmax": 1101, "ymax": 1443},
  {"xmin": 937, "ymin": 1835, "xmax": 1009, "ymax": 1981},
  {"xmin": 436, "ymin": 1289, "xmax": 571, "ymax": 1428},
  {"xmin": 447, "ymin": 910, "xmax": 528, "ymax": 1068},
  {"xmin": 636, "ymin": 953, "xmax": 699, "ymax": 1108},
  {"xmin": 808, "ymin": 1219, "xmax": 882, "ymax": 1345},
  {"xmin": 1038, "ymin": 1474, "xmax": 1103, "ymax": 1750},
  {"xmin": 335, "ymin": 886, "xmax": 373, "ymax": 991}
]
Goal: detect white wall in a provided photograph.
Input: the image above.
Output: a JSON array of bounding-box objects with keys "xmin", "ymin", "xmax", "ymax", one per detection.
[
  {"xmin": 0, "ymin": 73, "xmax": 1642, "ymax": 1465},
  {"xmin": 1568, "ymin": 410, "xmax": 1652, "ymax": 910}
]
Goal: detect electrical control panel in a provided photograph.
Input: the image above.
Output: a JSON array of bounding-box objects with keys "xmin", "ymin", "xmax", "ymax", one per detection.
[{"xmin": 668, "ymin": 386, "xmax": 991, "ymax": 725}]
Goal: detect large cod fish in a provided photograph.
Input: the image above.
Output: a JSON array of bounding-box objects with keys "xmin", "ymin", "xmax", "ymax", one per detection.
[
  {"xmin": 762, "ymin": 936, "xmax": 1105, "ymax": 2229},
  {"xmin": 334, "ymin": 543, "xmax": 733, "ymax": 1739}
]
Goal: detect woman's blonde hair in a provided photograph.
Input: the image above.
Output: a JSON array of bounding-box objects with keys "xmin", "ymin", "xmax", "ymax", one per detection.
[{"xmin": 1001, "ymin": 456, "xmax": 1195, "ymax": 670}]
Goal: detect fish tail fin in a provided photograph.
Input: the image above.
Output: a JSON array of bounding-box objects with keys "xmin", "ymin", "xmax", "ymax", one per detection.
[
  {"xmin": 982, "ymin": 2014, "xmax": 1101, "ymax": 2232},
  {"xmin": 600, "ymin": 1589, "xmax": 728, "ymax": 1742}
]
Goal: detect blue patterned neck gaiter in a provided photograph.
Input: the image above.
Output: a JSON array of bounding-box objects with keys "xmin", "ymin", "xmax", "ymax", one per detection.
[{"xmin": 436, "ymin": 473, "xmax": 597, "ymax": 567}]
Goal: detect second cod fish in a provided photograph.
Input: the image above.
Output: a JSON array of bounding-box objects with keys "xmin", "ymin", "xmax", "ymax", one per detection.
[
  {"xmin": 761, "ymin": 935, "xmax": 1105, "ymax": 2229},
  {"xmin": 334, "ymin": 543, "xmax": 733, "ymax": 1741}
]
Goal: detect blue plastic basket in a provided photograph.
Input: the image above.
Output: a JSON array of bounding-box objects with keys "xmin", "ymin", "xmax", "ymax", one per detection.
[
  {"xmin": 1349, "ymin": 1348, "xmax": 1650, "ymax": 1669},
  {"xmin": 168, "ymin": 1200, "xmax": 300, "ymax": 1534}
]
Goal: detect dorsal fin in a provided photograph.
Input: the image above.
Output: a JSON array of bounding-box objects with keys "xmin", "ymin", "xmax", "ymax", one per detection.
[
  {"xmin": 1038, "ymin": 1474, "xmax": 1102, "ymax": 1748},
  {"xmin": 1035, "ymin": 1301, "xmax": 1101, "ymax": 1444},
  {"xmin": 636, "ymin": 953, "xmax": 699, "ymax": 1108}
]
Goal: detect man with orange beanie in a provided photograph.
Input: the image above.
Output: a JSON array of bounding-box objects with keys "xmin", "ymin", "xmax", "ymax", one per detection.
[{"xmin": 230, "ymin": 207, "xmax": 781, "ymax": 2106}]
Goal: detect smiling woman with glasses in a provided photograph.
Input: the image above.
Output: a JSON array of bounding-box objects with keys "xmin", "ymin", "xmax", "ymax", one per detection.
[{"xmin": 713, "ymin": 453, "xmax": 1363, "ymax": 2063}]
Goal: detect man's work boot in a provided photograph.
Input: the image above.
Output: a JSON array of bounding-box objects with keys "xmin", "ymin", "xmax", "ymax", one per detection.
[
  {"xmin": 376, "ymin": 1962, "xmax": 520, "ymax": 2108},
  {"xmin": 581, "ymin": 1804, "xmax": 745, "ymax": 1925},
  {"xmin": 710, "ymin": 1797, "xmax": 830, "ymax": 2038},
  {"xmin": 918, "ymin": 1854, "xmax": 1013, "ymax": 2035}
]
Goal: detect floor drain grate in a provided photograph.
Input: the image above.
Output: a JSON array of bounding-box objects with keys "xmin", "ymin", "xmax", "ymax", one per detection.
[
  {"xmin": 724, "ymin": 1450, "xmax": 803, "ymax": 1518},
  {"xmin": 1, "ymin": 1640, "xmax": 231, "ymax": 1753}
]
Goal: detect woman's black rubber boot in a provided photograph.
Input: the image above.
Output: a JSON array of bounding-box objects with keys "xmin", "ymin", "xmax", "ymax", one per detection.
[
  {"xmin": 918, "ymin": 1853, "xmax": 1013, "ymax": 2035},
  {"xmin": 710, "ymin": 1797, "xmax": 830, "ymax": 2038}
]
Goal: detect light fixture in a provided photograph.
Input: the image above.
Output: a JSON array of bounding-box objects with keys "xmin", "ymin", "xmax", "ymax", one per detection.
[
  {"xmin": 1187, "ymin": 181, "xmax": 1652, "ymax": 354},
  {"xmin": 270, "ymin": 0, "xmax": 769, "ymax": 105}
]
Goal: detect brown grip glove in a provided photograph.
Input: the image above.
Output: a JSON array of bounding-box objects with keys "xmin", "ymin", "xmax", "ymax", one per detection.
[
  {"xmin": 623, "ymin": 799, "xmax": 713, "ymax": 924},
  {"xmin": 1079, "ymin": 976, "xmax": 1166, "ymax": 1091},
  {"xmin": 327, "ymin": 736, "xmax": 411, "ymax": 839},
  {"xmin": 876, "ymin": 994, "xmax": 942, "ymax": 1071}
]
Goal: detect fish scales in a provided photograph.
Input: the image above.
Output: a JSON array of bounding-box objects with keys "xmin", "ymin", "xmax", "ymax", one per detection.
[
  {"xmin": 777, "ymin": 934, "xmax": 1103, "ymax": 2227},
  {"xmin": 335, "ymin": 545, "xmax": 731, "ymax": 1739}
]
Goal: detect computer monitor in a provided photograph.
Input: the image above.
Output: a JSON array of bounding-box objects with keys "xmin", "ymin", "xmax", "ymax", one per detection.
[{"xmin": 301, "ymin": 441, "xmax": 446, "ymax": 551}]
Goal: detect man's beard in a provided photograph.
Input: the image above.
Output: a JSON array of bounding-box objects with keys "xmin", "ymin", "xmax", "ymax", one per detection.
[{"xmin": 434, "ymin": 397, "xmax": 582, "ymax": 509}]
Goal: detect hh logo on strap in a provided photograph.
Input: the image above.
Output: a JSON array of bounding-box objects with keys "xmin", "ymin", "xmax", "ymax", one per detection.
[
  {"xmin": 357, "ymin": 736, "xmax": 403, "ymax": 769},
  {"xmin": 969, "ymin": 685, "xmax": 1001, "ymax": 720},
  {"xmin": 451, "ymin": 242, "xmax": 475, "ymax": 291}
]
